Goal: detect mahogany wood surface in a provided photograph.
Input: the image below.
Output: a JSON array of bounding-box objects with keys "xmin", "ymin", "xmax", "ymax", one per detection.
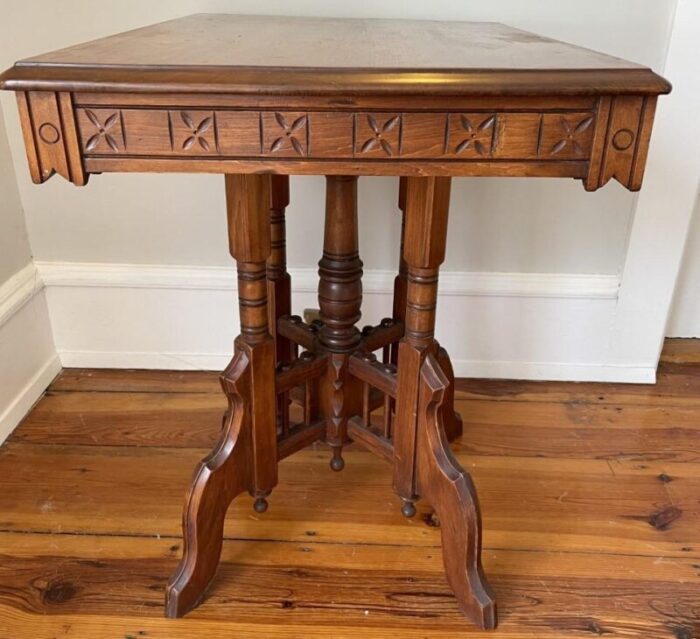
[
  {"xmin": 0, "ymin": 339, "xmax": 698, "ymax": 638},
  {"xmin": 0, "ymin": 13, "xmax": 673, "ymax": 632}
]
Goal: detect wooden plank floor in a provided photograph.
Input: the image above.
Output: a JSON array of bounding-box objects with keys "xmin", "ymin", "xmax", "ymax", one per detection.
[{"xmin": 1, "ymin": 339, "xmax": 699, "ymax": 638}]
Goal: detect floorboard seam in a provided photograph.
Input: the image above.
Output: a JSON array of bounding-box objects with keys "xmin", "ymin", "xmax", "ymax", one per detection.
[{"xmin": 0, "ymin": 528, "xmax": 696, "ymax": 560}]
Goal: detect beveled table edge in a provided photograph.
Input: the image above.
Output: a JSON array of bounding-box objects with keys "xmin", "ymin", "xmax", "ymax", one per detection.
[{"xmin": 0, "ymin": 65, "xmax": 672, "ymax": 97}]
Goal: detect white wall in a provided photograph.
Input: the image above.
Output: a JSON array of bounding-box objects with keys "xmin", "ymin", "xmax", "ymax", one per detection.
[
  {"xmin": 1, "ymin": 0, "xmax": 692, "ymax": 384},
  {"xmin": 0, "ymin": 102, "xmax": 59, "ymax": 441},
  {"xmin": 0, "ymin": 0, "xmax": 675, "ymax": 275},
  {"xmin": 668, "ymin": 197, "xmax": 700, "ymax": 336},
  {"xmin": 612, "ymin": 0, "xmax": 700, "ymax": 351},
  {"xmin": 0, "ymin": 103, "xmax": 31, "ymax": 281}
]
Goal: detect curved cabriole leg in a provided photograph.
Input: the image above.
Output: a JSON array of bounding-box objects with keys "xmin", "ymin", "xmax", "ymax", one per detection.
[
  {"xmin": 165, "ymin": 350, "xmax": 252, "ymax": 618},
  {"xmin": 416, "ymin": 354, "xmax": 496, "ymax": 629}
]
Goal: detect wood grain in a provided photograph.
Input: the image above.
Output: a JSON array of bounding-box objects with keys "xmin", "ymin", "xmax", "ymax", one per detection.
[
  {"xmin": 82, "ymin": 156, "xmax": 592, "ymax": 179},
  {"xmin": 0, "ymin": 16, "xmax": 678, "ymax": 632},
  {"xmin": 73, "ymin": 106, "xmax": 601, "ymax": 162},
  {"xmin": 13, "ymin": 390, "xmax": 700, "ymax": 464},
  {"xmin": 12, "ymin": 92, "xmax": 661, "ymax": 186},
  {"xmin": 2, "ymin": 17, "xmax": 669, "ymax": 190},
  {"xmin": 456, "ymin": 361, "xmax": 700, "ymax": 406},
  {"xmin": 1, "ymin": 338, "xmax": 699, "ymax": 637},
  {"xmin": 2, "ymin": 533, "xmax": 699, "ymax": 637},
  {"xmin": 0, "ymin": 15, "xmax": 671, "ymax": 97}
]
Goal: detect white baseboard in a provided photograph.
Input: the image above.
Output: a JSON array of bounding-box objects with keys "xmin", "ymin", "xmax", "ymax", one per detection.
[
  {"xmin": 35, "ymin": 260, "xmax": 654, "ymax": 384},
  {"xmin": 452, "ymin": 359, "xmax": 655, "ymax": 383},
  {"xmin": 56, "ymin": 349, "xmax": 655, "ymax": 383},
  {"xmin": 58, "ymin": 349, "xmax": 232, "ymax": 371},
  {"xmin": 0, "ymin": 271, "xmax": 59, "ymax": 443},
  {"xmin": 0, "ymin": 353, "xmax": 61, "ymax": 442}
]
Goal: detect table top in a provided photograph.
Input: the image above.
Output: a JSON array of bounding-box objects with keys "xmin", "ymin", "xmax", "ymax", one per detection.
[
  {"xmin": 0, "ymin": 14, "xmax": 671, "ymax": 190},
  {"xmin": 0, "ymin": 14, "xmax": 670, "ymax": 96}
]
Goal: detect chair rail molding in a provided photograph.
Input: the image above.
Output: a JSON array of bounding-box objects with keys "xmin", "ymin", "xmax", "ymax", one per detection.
[
  {"xmin": 36, "ymin": 261, "xmax": 620, "ymax": 299},
  {"xmin": 0, "ymin": 262, "xmax": 43, "ymax": 328}
]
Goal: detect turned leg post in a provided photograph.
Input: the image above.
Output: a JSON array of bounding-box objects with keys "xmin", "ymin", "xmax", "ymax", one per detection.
[
  {"xmin": 393, "ymin": 176, "xmax": 451, "ymax": 502},
  {"xmin": 392, "ymin": 177, "xmax": 409, "ymax": 366},
  {"xmin": 393, "ymin": 176, "xmax": 496, "ymax": 629},
  {"xmin": 165, "ymin": 174, "xmax": 278, "ymax": 617},
  {"xmin": 318, "ymin": 175, "xmax": 363, "ymax": 471},
  {"xmin": 226, "ymin": 174, "xmax": 278, "ymax": 501},
  {"xmin": 394, "ymin": 176, "xmax": 462, "ymax": 442},
  {"xmin": 267, "ymin": 175, "xmax": 294, "ymax": 366}
]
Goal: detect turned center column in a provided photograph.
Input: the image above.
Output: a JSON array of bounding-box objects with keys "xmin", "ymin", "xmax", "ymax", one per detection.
[{"xmin": 318, "ymin": 175, "xmax": 363, "ymax": 470}]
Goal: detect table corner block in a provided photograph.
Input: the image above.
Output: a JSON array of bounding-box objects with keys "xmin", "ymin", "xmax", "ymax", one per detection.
[
  {"xmin": 15, "ymin": 90, "xmax": 88, "ymax": 187},
  {"xmin": 586, "ymin": 94, "xmax": 659, "ymax": 192}
]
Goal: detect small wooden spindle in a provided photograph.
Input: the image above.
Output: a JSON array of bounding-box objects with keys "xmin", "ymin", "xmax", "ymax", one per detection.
[
  {"xmin": 382, "ymin": 345, "xmax": 390, "ymax": 364},
  {"xmin": 281, "ymin": 391, "xmax": 290, "ymax": 436},
  {"xmin": 276, "ymin": 394, "xmax": 284, "ymax": 436},
  {"xmin": 304, "ymin": 380, "xmax": 311, "ymax": 424},
  {"xmin": 383, "ymin": 393, "xmax": 392, "ymax": 439},
  {"xmin": 362, "ymin": 382, "xmax": 371, "ymax": 427}
]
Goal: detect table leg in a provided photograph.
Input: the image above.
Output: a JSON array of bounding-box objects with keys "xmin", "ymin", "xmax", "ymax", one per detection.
[
  {"xmin": 394, "ymin": 177, "xmax": 462, "ymax": 442},
  {"xmin": 318, "ymin": 175, "xmax": 363, "ymax": 471},
  {"xmin": 437, "ymin": 345, "xmax": 464, "ymax": 442},
  {"xmin": 417, "ymin": 355, "xmax": 496, "ymax": 629},
  {"xmin": 165, "ymin": 174, "xmax": 278, "ymax": 617},
  {"xmin": 393, "ymin": 176, "xmax": 496, "ymax": 629},
  {"xmin": 391, "ymin": 177, "xmax": 409, "ymax": 367},
  {"xmin": 267, "ymin": 175, "xmax": 294, "ymax": 365}
]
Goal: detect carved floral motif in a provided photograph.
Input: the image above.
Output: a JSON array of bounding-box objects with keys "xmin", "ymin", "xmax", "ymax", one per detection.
[
  {"xmin": 269, "ymin": 112, "xmax": 308, "ymax": 156},
  {"xmin": 359, "ymin": 114, "xmax": 401, "ymax": 156},
  {"xmin": 180, "ymin": 112, "xmax": 214, "ymax": 151},
  {"xmin": 549, "ymin": 115, "xmax": 594, "ymax": 156},
  {"xmin": 84, "ymin": 110, "xmax": 121, "ymax": 152},
  {"xmin": 453, "ymin": 114, "xmax": 496, "ymax": 156},
  {"xmin": 76, "ymin": 107, "xmax": 603, "ymax": 162}
]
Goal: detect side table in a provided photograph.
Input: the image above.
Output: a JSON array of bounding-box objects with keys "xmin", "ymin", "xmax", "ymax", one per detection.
[{"xmin": 0, "ymin": 14, "xmax": 670, "ymax": 629}]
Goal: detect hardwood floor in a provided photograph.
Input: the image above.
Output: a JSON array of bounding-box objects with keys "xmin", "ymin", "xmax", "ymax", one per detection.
[{"xmin": 0, "ymin": 339, "xmax": 698, "ymax": 638}]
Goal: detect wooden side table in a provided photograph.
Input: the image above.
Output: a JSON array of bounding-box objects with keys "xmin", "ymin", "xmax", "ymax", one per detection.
[{"xmin": 0, "ymin": 14, "xmax": 670, "ymax": 629}]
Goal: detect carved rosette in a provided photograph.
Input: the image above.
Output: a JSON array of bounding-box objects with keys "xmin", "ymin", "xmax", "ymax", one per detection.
[
  {"xmin": 542, "ymin": 113, "xmax": 595, "ymax": 158},
  {"xmin": 73, "ymin": 107, "xmax": 605, "ymax": 164},
  {"xmin": 77, "ymin": 108, "xmax": 126, "ymax": 154},
  {"xmin": 448, "ymin": 114, "xmax": 496, "ymax": 157},
  {"xmin": 15, "ymin": 95, "xmax": 653, "ymax": 192},
  {"xmin": 262, "ymin": 112, "xmax": 308, "ymax": 157},
  {"xmin": 83, "ymin": 110, "xmax": 123, "ymax": 152},
  {"xmin": 172, "ymin": 111, "xmax": 216, "ymax": 153},
  {"xmin": 356, "ymin": 113, "xmax": 401, "ymax": 157}
]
